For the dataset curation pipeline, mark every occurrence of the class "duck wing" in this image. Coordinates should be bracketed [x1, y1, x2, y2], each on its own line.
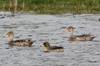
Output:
[74, 34, 94, 41]
[49, 46, 64, 52]
[9, 39, 34, 47]
[76, 34, 92, 37]
[50, 46, 63, 49]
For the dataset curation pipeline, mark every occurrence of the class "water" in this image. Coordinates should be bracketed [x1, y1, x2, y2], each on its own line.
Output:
[0, 12, 100, 66]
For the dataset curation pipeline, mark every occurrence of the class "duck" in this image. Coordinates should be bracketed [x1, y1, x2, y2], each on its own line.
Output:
[4, 31, 34, 47]
[41, 42, 64, 52]
[98, 19, 100, 21]
[64, 26, 95, 41]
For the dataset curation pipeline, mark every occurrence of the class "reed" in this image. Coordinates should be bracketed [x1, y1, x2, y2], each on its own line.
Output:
[0, 0, 100, 14]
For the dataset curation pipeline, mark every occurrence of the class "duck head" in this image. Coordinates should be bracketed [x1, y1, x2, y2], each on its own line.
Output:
[64, 26, 75, 32]
[5, 31, 14, 38]
[41, 42, 50, 48]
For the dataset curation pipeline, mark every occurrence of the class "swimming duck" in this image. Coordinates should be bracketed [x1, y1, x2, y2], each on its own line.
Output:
[41, 42, 64, 52]
[64, 26, 95, 41]
[98, 19, 100, 21]
[5, 31, 34, 47]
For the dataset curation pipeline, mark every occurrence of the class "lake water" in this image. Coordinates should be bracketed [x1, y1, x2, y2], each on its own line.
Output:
[0, 12, 100, 66]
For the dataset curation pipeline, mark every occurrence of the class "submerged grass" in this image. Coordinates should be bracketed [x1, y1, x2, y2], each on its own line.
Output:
[0, 0, 100, 14]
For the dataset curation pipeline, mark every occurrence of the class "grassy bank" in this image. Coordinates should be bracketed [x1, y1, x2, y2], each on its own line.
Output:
[0, 0, 100, 14]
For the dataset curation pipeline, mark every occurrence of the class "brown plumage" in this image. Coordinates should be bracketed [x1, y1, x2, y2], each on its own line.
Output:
[5, 31, 34, 47]
[41, 42, 64, 52]
[64, 26, 95, 41]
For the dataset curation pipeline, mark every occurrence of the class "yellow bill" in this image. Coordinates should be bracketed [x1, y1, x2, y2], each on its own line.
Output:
[40, 44, 44, 47]
[4, 35, 9, 37]
[64, 29, 69, 32]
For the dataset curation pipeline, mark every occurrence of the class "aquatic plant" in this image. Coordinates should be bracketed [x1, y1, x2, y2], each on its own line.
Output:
[0, 0, 100, 14]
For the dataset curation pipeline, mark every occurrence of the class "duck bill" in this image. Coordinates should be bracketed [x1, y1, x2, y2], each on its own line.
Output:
[4, 35, 9, 37]
[64, 29, 69, 32]
[40, 44, 44, 47]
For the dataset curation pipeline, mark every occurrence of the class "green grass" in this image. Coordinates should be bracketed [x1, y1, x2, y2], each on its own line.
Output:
[0, 0, 100, 14]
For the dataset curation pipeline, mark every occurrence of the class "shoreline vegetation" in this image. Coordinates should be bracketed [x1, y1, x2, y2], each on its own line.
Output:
[0, 0, 100, 14]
